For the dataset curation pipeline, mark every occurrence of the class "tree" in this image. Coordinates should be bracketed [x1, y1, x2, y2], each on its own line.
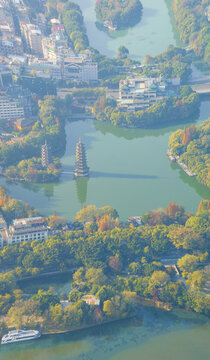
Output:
[73, 267, 85, 283]
[0, 321, 8, 337]
[69, 290, 82, 302]
[103, 300, 115, 317]
[96, 285, 115, 303]
[165, 202, 184, 218]
[118, 46, 129, 59]
[97, 214, 119, 232]
[149, 271, 170, 288]
[186, 271, 206, 290]
[129, 262, 142, 275]
[109, 256, 123, 272]
[177, 254, 200, 274]
[48, 304, 64, 327]
[168, 226, 203, 250]
[85, 268, 107, 286]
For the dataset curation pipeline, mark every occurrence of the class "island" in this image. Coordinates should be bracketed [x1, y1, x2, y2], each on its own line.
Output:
[92, 85, 200, 128]
[168, 120, 210, 188]
[95, 0, 143, 30]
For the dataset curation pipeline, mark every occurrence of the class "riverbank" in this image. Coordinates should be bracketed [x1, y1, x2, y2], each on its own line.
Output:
[43, 314, 136, 336]
[166, 149, 196, 177]
[168, 120, 210, 188]
[95, 0, 143, 31]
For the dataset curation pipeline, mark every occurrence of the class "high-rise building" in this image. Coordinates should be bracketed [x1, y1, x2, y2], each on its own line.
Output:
[74, 138, 89, 178]
[41, 142, 50, 167]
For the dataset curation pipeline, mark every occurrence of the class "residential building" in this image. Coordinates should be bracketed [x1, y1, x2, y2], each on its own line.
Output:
[42, 31, 71, 61]
[5, 217, 48, 246]
[78, 61, 98, 82]
[0, 65, 13, 87]
[0, 0, 23, 56]
[0, 95, 24, 121]
[21, 23, 43, 55]
[27, 58, 62, 79]
[0, 85, 32, 122]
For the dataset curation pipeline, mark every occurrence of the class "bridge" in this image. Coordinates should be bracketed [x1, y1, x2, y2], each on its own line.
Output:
[184, 76, 210, 94]
[190, 83, 210, 94]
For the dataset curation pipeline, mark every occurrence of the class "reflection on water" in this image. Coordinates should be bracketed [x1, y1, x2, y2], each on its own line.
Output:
[73, 0, 177, 58]
[75, 177, 89, 206]
[91, 171, 158, 180]
[0, 99, 209, 221]
[170, 162, 210, 200]
[18, 273, 73, 296]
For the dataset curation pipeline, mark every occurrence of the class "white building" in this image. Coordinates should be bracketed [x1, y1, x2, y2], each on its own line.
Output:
[64, 59, 98, 82]
[82, 295, 100, 306]
[5, 217, 48, 246]
[0, 95, 25, 121]
[78, 62, 98, 82]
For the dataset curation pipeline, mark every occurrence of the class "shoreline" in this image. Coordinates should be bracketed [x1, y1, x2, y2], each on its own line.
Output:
[42, 315, 135, 336]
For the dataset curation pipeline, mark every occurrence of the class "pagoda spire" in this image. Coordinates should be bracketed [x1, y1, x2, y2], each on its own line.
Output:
[74, 138, 89, 178]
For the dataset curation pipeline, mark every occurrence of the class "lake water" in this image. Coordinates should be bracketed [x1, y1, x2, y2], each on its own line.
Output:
[0, 1, 209, 221]
[18, 273, 73, 296]
[73, 0, 181, 59]
[0, 97, 209, 220]
[0, 307, 209, 360]
[0, 0, 209, 358]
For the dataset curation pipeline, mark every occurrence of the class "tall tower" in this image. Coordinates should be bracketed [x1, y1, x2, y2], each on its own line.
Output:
[41, 142, 50, 168]
[74, 138, 89, 178]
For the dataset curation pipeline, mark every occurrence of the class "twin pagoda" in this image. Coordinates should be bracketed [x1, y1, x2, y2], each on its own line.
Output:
[74, 138, 89, 178]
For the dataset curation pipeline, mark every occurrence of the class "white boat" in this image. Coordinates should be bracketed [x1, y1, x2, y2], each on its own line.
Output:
[1, 329, 41, 345]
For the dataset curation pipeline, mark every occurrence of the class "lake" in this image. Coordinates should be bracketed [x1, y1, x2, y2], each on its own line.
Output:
[0, 97, 209, 220]
[0, 307, 209, 360]
[0, 0, 209, 358]
[0, 1, 209, 221]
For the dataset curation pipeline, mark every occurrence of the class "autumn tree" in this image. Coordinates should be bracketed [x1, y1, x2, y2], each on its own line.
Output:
[165, 201, 184, 218]
[97, 214, 119, 232]
[109, 255, 123, 272]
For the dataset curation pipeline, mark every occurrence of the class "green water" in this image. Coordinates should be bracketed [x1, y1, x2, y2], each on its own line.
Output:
[0, 1, 210, 358]
[0, 308, 209, 360]
[73, 0, 179, 59]
[1, 98, 209, 220]
[18, 273, 73, 296]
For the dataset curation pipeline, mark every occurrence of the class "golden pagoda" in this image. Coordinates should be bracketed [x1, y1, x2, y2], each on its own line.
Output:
[74, 138, 89, 178]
